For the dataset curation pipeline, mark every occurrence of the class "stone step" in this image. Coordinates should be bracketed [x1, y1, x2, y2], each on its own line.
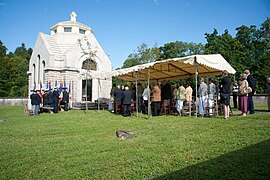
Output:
[72, 102, 108, 110]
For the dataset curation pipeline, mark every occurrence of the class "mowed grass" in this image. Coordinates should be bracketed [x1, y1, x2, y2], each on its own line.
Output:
[0, 106, 269, 179]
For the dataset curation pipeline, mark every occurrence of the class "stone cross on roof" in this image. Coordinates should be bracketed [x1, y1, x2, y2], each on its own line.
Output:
[70, 11, 77, 22]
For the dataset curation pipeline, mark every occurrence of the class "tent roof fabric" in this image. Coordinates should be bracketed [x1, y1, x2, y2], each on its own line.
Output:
[112, 54, 236, 81]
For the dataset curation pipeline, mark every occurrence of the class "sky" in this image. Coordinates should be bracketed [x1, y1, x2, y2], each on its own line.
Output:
[0, 0, 269, 69]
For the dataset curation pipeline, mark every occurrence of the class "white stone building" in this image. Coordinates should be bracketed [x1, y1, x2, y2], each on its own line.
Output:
[28, 12, 112, 109]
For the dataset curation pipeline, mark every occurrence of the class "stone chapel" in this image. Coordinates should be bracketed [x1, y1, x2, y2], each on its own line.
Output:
[28, 12, 112, 109]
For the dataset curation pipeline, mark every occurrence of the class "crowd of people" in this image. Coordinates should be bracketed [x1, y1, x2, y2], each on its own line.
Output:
[110, 80, 195, 117]
[30, 86, 70, 115]
[110, 69, 259, 119]
[30, 69, 265, 118]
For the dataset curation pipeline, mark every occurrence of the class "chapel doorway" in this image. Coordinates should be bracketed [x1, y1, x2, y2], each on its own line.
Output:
[82, 79, 92, 101]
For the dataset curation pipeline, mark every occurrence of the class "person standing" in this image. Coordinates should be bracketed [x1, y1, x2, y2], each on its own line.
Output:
[114, 85, 123, 114]
[137, 83, 144, 112]
[62, 87, 69, 111]
[237, 80, 242, 110]
[43, 89, 50, 107]
[244, 69, 256, 114]
[37, 90, 42, 109]
[239, 74, 249, 116]
[185, 82, 193, 102]
[122, 86, 132, 116]
[172, 84, 177, 101]
[142, 84, 150, 114]
[232, 80, 239, 109]
[30, 90, 35, 113]
[49, 89, 54, 108]
[220, 70, 232, 119]
[30, 90, 41, 115]
[198, 78, 208, 116]
[161, 81, 171, 101]
[268, 77, 270, 112]
[151, 82, 161, 116]
[52, 87, 60, 113]
[208, 78, 216, 116]
[185, 82, 193, 116]
[175, 82, 186, 116]
[109, 84, 116, 112]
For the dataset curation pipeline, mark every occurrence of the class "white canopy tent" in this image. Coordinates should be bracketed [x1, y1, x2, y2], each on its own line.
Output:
[112, 54, 236, 118]
[112, 54, 236, 81]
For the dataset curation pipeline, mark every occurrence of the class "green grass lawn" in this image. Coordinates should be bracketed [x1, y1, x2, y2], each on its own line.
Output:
[0, 106, 269, 179]
[254, 103, 268, 111]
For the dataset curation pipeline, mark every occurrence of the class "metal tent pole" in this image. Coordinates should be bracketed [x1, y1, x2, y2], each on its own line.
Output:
[147, 67, 151, 119]
[195, 56, 198, 118]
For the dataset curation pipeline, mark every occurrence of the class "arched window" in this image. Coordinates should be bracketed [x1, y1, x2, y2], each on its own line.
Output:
[33, 64, 36, 83]
[82, 59, 97, 70]
[42, 61, 45, 82]
[37, 55, 41, 84]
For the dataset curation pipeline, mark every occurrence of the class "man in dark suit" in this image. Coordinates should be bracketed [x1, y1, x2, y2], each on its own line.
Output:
[52, 87, 60, 113]
[30, 89, 41, 115]
[49, 89, 54, 108]
[62, 87, 69, 111]
[122, 86, 132, 116]
[113, 85, 123, 114]
[161, 80, 172, 101]
[244, 69, 256, 114]
[42, 89, 50, 107]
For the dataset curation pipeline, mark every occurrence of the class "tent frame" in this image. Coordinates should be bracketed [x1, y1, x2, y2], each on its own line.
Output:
[113, 54, 236, 118]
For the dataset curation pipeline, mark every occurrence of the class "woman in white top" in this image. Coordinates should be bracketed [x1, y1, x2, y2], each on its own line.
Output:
[208, 78, 216, 116]
[142, 85, 151, 114]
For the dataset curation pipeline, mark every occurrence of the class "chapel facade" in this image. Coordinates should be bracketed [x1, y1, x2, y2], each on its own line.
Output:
[28, 12, 112, 109]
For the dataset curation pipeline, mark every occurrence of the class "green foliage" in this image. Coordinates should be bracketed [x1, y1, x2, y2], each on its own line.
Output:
[122, 43, 160, 68]
[205, 29, 246, 78]
[159, 41, 204, 59]
[0, 42, 31, 97]
[122, 41, 204, 69]
[121, 18, 269, 94]
[112, 76, 126, 87]
[0, 106, 269, 179]
[204, 18, 270, 93]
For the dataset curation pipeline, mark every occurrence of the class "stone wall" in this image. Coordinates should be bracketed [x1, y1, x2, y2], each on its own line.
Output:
[3, 95, 268, 107]
[230, 94, 268, 105]
[45, 70, 79, 101]
[0, 98, 28, 106]
[44, 70, 111, 103]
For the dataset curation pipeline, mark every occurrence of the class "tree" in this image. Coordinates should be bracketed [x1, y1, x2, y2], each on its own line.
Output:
[122, 43, 160, 68]
[235, 20, 270, 93]
[14, 43, 33, 60]
[204, 18, 270, 93]
[78, 38, 98, 109]
[205, 29, 246, 78]
[0, 42, 9, 96]
[159, 41, 204, 59]
[0, 41, 31, 97]
[0, 41, 7, 57]
[159, 41, 188, 59]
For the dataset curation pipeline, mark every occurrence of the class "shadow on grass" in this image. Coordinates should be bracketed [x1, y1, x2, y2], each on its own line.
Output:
[154, 139, 270, 179]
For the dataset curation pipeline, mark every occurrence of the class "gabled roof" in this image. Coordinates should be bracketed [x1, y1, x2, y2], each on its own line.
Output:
[40, 33, 77, 60]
